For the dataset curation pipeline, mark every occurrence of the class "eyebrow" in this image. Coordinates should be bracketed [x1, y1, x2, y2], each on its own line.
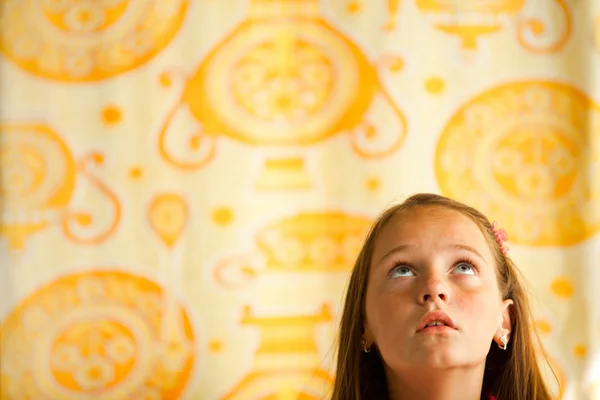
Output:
[448, 244, 487, 264]
[378, 243, 487, 265]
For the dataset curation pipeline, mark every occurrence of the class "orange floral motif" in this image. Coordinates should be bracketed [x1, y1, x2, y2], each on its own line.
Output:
[0, 123, 121, 249]
[435, 80, 600, 247]
[0, 270, 196, 399]
[158, 0, 407, 182]
[0, 0, 188, 82]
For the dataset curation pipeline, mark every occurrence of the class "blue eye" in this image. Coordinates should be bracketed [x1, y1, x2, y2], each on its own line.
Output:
[390, 266, 415, 278]
[454, 262, 475, 275]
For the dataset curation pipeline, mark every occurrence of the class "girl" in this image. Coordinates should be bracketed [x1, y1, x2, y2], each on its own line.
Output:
[332, 193, 556, 400]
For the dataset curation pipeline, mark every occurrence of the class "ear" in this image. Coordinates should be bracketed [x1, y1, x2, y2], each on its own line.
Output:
[362, 324, 374, 348]
[494, 298, 513, 349]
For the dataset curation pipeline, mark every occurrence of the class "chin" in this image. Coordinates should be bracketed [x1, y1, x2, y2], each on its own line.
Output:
[415, 348, 463, 368]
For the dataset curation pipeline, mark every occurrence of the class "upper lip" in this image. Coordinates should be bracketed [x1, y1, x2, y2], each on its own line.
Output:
[417, 310, 457, 332]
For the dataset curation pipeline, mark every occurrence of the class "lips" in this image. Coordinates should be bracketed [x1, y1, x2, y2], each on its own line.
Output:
[417, 310, 457, 332]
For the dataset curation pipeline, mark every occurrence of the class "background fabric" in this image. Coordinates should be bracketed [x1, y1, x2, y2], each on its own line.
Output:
[0, 0, 599, 399]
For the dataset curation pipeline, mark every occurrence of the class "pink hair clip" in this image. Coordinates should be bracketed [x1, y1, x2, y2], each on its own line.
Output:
[492, 221, 509, 255]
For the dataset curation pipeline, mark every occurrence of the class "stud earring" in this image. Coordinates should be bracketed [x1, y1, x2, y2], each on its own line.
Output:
[500, 334, 509, 350]
[361, 339, 371, 353]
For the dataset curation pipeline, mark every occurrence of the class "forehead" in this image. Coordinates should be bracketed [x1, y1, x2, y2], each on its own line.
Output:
[372, 206, 492, 259]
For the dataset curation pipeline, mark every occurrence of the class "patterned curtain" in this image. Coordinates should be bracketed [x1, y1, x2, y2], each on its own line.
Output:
[0, 0, 599, 399]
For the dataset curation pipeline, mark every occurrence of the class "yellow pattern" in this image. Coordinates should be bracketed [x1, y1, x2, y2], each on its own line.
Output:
[345, 0, 400, 31]
[256, 212, 372, 271]
[148, 193, 188, 248]
[213, 211, 372, 289]
[0, 0, 188, 82]
[550, 277, 574, 299]
[415, 0, 571, 53]
[0, 123, 121, 250]
[574, 344, 587, 359]
[158, 0, 407, 189]
[535, 320, 553, 335]
[255, 157, 313, 190]
[416, 0, 525, 49]
[435, 81, 600, 247]
[425, 76, 446, 94]
[1, 1, 598, 399]
[516, 0, 572, 53]
[365, 176, 382, 192]
[221, 305, 333, 399]
[129, 166, 143, 180]
[0, 270, 196, 399]
[208, 339, 223, 354]
[211, 207, 235, 227]
[101, 105, 123, 126]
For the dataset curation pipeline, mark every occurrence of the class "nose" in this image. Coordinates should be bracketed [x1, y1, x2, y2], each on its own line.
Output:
[418, 274, 449, 304]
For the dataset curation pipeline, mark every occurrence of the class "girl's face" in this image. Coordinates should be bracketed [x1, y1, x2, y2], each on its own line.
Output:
[364, 206, 512, 372]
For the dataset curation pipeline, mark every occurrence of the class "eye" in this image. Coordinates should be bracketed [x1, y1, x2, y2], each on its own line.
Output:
[453, 262, 476, 276]
[390, 265, 415, 278]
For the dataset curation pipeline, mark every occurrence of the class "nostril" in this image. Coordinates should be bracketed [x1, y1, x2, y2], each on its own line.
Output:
[422, 293, 446, 302]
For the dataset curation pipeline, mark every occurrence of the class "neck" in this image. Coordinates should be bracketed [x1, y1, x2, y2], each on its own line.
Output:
[387, 365, 486, 400]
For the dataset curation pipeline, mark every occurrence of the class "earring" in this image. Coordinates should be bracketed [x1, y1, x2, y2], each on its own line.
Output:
[500, 334, 509, 350]
[361, 340, 371, 353]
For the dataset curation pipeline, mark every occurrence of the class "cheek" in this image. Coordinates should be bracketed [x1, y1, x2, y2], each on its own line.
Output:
[455, 290, 483, 310]
[366, 291, 413, 339]
[454, 277, 497, 310]
[455, 290, 500, 333]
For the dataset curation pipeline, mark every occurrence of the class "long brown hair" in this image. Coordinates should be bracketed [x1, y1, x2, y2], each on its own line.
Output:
[331, 193, 556, 400]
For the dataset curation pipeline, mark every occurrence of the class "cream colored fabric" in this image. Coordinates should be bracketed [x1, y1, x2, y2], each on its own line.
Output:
[0, 1, 599, 399]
